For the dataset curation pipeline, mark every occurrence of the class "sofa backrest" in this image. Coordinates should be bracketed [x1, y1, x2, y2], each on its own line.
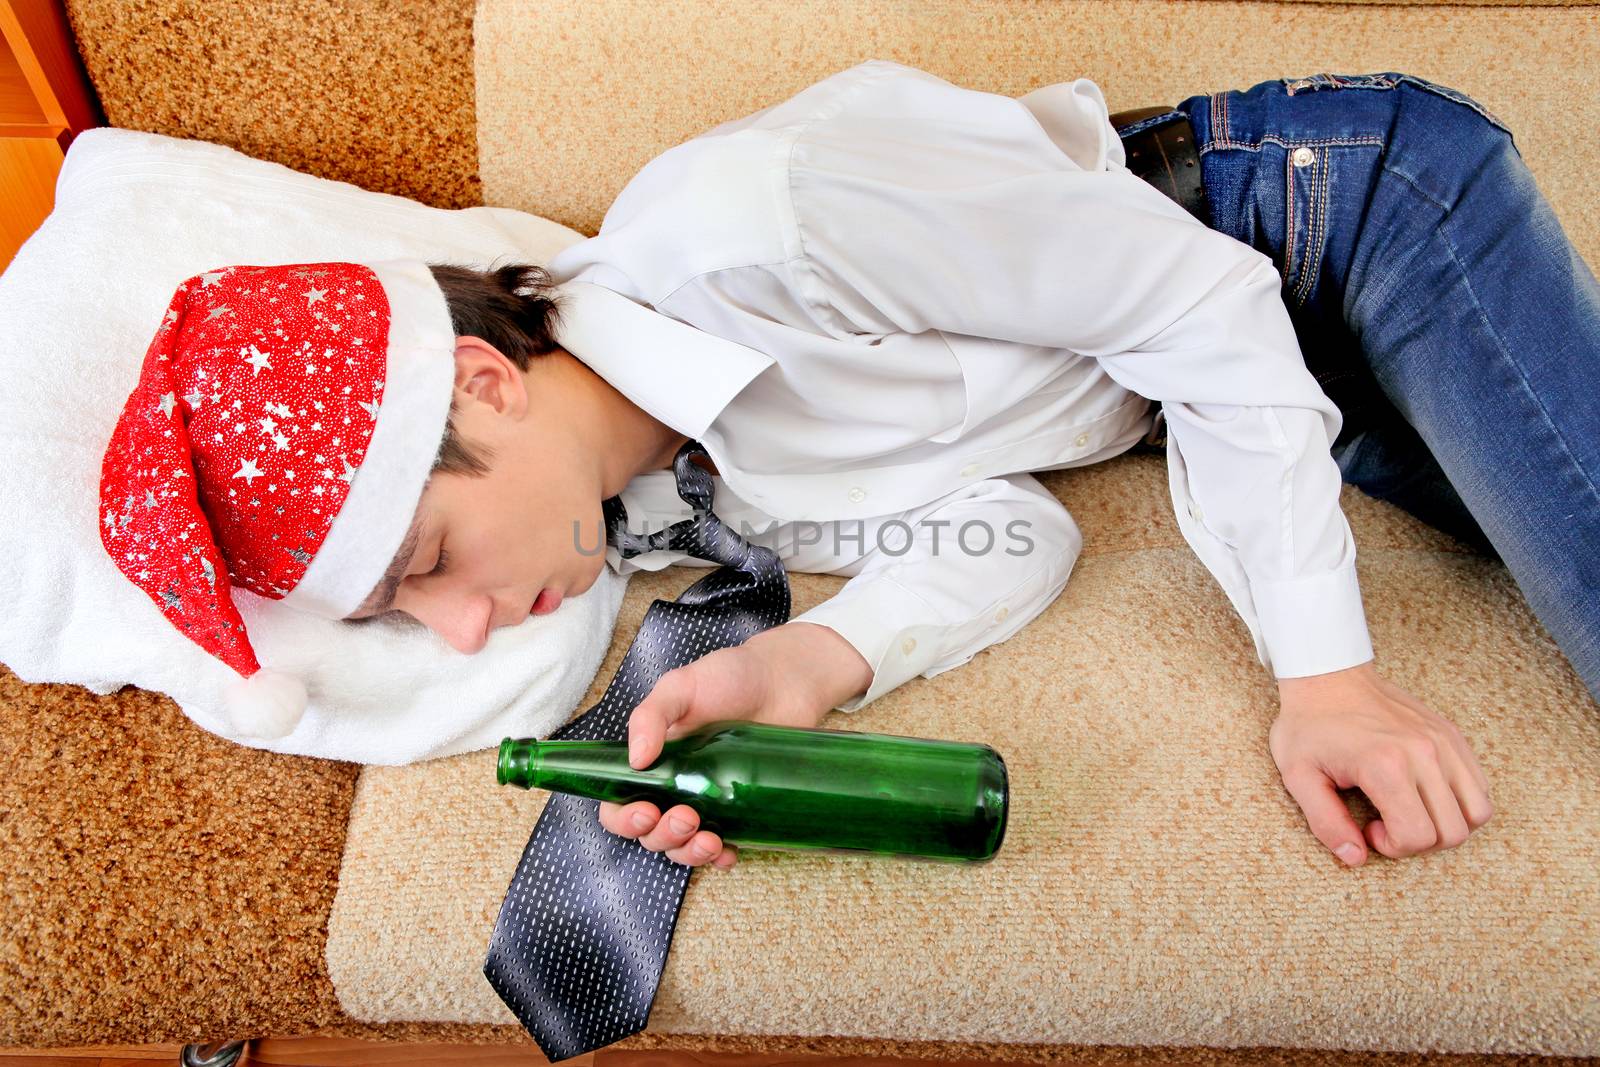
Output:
[62, 0, 1598, 269]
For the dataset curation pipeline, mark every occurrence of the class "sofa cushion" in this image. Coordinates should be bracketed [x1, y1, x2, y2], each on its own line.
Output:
[326, 456, 1600, 1056]
[18, 0, 1598, 1057]
[471, 0, 1598, 268]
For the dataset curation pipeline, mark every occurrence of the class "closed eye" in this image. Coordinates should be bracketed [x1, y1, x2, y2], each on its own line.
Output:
[344, 544, 448, 627]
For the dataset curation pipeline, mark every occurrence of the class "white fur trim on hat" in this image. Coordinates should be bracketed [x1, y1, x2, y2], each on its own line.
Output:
[280, 259, 456, 620]
[223, 667, 309, 740]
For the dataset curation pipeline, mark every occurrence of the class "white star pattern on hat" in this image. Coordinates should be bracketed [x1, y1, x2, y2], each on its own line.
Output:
[101, 261, 392, 650]
[99, 259, 456, 743]
[234, 458, 265, 485]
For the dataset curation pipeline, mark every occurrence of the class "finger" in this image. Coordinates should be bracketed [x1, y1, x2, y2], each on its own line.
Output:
[640, 803, 702, 853]
[667, 828, 726, 868]
[1439, 729, 1495, 828]
[1414, 752, 1473, 854]
[1420, 735, 1478, 851]
[712, 845, 738, 869]
[1355, 753, 1437, 859]
[599, 800, 660, 839]
[628, 668, 698, 769]
[1384, 685, 1494, 804]
[1280, 763, 1368, 867]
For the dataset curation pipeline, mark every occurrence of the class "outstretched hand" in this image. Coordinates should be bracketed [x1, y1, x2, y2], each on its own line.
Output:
[1270, 660, 1494, 866]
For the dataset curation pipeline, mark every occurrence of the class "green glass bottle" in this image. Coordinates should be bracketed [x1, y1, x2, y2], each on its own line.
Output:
[497, 720, 1008, 863]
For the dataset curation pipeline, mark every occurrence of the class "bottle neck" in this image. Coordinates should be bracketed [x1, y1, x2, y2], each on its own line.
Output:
[498, 738, 675, 803]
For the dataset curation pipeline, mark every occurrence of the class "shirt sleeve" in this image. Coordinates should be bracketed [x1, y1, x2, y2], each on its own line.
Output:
[788, 63, 1375, 678]
[791, 472, 1082, 712]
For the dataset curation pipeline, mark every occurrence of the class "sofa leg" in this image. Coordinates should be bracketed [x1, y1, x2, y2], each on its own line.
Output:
[179, 1040, 248, 1066]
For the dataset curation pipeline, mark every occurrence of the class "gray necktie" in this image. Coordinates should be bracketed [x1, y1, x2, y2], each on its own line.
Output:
[483, 439, 790, 1061]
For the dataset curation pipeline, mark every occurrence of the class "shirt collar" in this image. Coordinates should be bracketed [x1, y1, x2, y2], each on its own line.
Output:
[548, 281, 775, 439]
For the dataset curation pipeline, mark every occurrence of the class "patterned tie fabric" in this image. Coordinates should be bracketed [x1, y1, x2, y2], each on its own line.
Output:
[483, 439, 791, 1061]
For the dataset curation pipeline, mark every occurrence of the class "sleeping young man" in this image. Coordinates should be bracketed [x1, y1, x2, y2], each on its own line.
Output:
[107, 60, 1599, 879]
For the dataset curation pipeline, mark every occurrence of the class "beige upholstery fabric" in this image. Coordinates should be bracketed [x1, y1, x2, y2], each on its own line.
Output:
[327, 458, 1600, 1055]
[475, 0, 1600, 271]
[322, 0, 1600, 1056]
[43, 0, 1598, 1056]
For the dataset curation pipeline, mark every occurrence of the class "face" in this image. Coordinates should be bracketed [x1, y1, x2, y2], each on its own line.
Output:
[343, 337, 611, 653]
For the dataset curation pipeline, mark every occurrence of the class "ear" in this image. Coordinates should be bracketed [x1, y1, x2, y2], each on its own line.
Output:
[452, 336, 529, 418]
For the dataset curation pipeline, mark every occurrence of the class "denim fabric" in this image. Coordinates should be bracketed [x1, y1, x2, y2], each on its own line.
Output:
[1127, 72, 1600, 702]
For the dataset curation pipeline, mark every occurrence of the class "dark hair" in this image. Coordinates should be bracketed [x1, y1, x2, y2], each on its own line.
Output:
[424, 259, 568, 478]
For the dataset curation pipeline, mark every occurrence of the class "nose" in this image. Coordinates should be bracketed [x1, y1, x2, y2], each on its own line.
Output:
[401, 588, 496, 655]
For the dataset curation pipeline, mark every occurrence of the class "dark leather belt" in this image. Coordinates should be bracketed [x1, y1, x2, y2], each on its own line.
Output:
[1109, 105, 1210, 227]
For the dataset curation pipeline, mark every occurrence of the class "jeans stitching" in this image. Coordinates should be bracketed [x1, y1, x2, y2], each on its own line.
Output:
[1291, 148, 1314, 305]
[1116, 110, 1185, 138]
[1310, 145, 1331, 303]
[1294, 146, 1331, 308]
[1199, 134, 1386, 154]
[1428, 189, 1600, 515]
[1392, 74, 1515, 138]
[1283, 150, 1295, 289]
[1284, 70, 1515, 144]
[1371, 167, 1600, 520]
[1285, 73, 1399, 95]
[1296, 150, 1315, 306]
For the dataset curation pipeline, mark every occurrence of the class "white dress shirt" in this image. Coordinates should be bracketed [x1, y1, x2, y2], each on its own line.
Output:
[546, 58, 1376, 711]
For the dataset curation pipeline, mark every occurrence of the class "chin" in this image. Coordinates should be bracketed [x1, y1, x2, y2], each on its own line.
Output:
[574, 555, 607, 595]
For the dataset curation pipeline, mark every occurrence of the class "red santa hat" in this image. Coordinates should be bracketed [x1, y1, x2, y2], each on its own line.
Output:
[98, 261, 456, 741]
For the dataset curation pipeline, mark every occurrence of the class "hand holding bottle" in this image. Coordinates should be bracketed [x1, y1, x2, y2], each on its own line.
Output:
[596, 621, 874, 869]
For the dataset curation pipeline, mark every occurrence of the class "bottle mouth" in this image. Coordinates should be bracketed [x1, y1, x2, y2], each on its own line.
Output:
[993, 750, 1010, 854]
[497, 737, 513, 786]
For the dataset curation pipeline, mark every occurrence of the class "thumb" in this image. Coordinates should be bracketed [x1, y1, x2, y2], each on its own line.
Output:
[1280, 764, 1367, 867]
[628, 668, 696, 769]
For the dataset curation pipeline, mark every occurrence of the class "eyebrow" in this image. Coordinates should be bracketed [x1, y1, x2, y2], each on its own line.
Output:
[347, 506, 427, 622]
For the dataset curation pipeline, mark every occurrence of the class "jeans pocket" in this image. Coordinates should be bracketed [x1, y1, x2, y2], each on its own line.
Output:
[1389, 73, 1518, 150]
[1285, 70, 1516, 143]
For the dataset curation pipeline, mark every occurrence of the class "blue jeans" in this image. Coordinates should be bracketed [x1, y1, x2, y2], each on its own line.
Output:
[1126, 72, 1600, 704]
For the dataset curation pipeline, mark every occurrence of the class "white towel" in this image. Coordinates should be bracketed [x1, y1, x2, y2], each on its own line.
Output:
[0, 127, 629, 765]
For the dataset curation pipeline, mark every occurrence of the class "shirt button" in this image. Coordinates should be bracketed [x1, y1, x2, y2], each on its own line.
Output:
[847, 486, 866, 503]
[994, 605, 1010, 622]
[1073, 432, 1089, 447]
[900, 637, 917, 655]
[959, 462, 979, 478]
[1292, 146, 1315, 167]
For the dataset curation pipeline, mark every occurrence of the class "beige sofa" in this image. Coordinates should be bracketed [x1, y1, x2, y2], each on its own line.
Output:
[3, 0, 1597, 1063]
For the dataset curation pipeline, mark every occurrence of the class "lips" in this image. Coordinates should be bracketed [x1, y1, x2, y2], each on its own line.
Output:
[529, 587, 563, 616]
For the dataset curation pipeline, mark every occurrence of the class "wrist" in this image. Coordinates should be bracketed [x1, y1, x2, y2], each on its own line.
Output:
[1276, 658, 1377, 700]
[745, 621, 873, 721]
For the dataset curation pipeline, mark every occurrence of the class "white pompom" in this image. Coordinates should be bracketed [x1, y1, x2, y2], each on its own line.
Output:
[222, 667, 308, 740]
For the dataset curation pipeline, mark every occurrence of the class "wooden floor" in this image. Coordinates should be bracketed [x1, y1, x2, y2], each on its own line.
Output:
[0, 1039, 1029, 1067]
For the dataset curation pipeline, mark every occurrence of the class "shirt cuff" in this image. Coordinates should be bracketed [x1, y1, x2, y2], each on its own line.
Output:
[1250, 561, 1376, 678]
[790, 575, 943, 712]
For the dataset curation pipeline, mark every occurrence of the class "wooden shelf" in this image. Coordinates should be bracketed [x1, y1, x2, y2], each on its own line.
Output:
[0, 25, 54, 131]
[0, 0, 103, 269]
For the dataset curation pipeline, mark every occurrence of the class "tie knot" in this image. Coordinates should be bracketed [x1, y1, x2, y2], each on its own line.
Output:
[604, 440, 751, 569]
